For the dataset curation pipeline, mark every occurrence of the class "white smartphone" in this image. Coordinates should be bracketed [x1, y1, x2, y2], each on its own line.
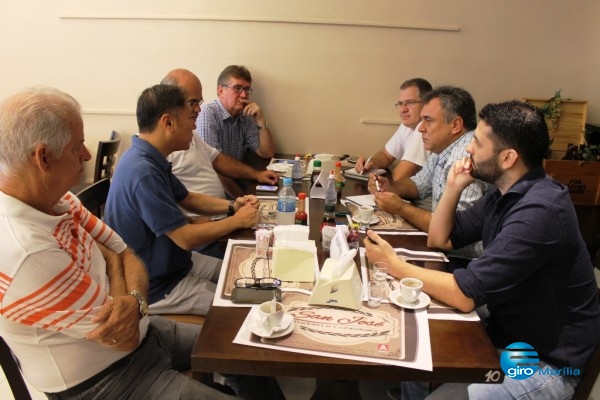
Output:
[256, 185, 279, 192]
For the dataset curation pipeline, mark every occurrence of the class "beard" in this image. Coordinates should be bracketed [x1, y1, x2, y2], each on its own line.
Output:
[470, 155, 503, 184]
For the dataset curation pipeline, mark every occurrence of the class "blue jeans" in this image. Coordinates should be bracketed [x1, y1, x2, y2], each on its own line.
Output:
[399, 359, 579, 400]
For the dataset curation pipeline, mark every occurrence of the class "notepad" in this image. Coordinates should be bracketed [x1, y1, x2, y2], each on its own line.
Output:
[344, 167, 386, 182]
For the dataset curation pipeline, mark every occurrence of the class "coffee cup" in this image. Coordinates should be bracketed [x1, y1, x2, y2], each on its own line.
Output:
[400, 278, 423, 304]
[357, 206, 375, 230]
[258, 301, 285, 330]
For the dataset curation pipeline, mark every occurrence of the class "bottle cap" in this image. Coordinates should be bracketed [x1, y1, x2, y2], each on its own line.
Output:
[329, 171, 335, 179]
[313, 160, 321, 167]
[283, 177, 293, 185]
[298, 192, 306, 200]
[295, 154, 300, 160]
[335, 161, 342, 167]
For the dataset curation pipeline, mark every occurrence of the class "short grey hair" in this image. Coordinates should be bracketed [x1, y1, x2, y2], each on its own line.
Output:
[0, 87, 81, 175]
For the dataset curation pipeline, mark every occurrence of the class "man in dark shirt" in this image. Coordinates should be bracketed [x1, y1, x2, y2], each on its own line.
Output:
[366, 100, 600, 399]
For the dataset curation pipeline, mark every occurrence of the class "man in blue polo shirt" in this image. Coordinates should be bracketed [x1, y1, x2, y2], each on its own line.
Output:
[366, 100, 600, 399]
[106, 84, 260, 316]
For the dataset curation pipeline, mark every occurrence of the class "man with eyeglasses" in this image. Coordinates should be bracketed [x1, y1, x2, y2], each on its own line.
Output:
[163, 69, 279, 203]
[106, 84, 261, 317]
[368, 86, 489, 269]
[197, 65, 275, 163]
[356, 78, 432, 181]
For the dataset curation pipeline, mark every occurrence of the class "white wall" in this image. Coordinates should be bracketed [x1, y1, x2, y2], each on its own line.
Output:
[1, 0, 599, 183]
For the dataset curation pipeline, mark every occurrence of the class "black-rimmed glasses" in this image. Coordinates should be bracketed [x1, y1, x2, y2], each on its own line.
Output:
[222, 84, 253, 95]
[395, 100, 422, 108]
[235, 277, 281, 289]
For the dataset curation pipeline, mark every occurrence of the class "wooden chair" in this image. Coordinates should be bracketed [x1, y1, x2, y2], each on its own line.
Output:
[0, 337, 32, 400]
[572, 241, 600, 400]
[93, 131, 121, 183]
[76, 178, 110, 219]
[572, 344, 600, 400]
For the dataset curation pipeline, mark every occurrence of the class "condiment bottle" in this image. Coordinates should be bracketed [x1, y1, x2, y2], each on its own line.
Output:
[294, 192, 308, 225]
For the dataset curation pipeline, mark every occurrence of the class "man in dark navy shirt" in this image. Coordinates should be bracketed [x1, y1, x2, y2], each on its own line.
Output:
[366, 100, 600, 399]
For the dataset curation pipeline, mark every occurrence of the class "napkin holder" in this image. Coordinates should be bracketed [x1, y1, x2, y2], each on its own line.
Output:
[308, 249, 362, 310]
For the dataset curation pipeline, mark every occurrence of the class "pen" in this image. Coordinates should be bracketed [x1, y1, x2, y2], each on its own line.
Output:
[375, 175, 381, 192]
[361, 156, 372, 175]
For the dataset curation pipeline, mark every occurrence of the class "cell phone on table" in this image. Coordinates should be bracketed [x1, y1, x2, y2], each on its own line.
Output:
[256, 185, 279, 192]
[231, 287, 282, 304]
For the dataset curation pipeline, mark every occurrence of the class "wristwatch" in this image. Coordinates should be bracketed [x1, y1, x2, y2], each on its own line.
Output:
[128, 290, 148, 318]
[227, 200, 236, 216]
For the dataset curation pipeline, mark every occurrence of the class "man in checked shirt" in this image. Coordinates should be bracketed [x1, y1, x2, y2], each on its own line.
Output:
[368, 86, 490, 269]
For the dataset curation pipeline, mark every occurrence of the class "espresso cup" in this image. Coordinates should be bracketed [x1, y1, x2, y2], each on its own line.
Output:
[258, 301, 285, 330]
[357, 206, 375, 230]
[400, 278, 423, 304]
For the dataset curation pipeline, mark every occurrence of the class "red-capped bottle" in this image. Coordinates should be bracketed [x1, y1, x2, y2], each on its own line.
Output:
[294, 192, 308, 225]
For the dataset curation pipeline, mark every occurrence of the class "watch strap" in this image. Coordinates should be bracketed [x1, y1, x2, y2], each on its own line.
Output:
[128, 290, 148, 318]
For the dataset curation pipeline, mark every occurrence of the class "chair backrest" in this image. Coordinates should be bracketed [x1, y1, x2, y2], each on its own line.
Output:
[76, 178, 111, 219]
[93, 131, 121, 182]
[572, 344, 600, 400]
[0, 337, 32, 400]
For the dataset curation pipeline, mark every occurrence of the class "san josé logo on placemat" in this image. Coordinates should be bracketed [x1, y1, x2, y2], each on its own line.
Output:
[287, 304, 398, 345]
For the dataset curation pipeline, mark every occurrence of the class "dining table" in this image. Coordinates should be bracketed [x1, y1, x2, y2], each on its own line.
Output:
[190, 155, 509, 399]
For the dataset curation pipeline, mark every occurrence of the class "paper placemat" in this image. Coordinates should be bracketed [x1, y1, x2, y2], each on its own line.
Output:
[213, 240, 319, 307]
[234, 291, 432, 370]
[359, 249, 478, 321]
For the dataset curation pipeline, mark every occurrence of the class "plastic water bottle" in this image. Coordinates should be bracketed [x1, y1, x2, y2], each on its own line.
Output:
[291, 154, 304, 183]
[276, 177, 296, 225]
[321, 171, 337, 249]
[324, 170, 337, 217]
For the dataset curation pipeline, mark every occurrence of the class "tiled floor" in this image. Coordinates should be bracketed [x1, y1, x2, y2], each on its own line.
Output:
[0, 370, 396, 400]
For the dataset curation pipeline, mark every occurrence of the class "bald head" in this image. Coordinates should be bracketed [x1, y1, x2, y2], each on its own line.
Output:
[161, 69, 203, 116]
[162, 69, 202, 94]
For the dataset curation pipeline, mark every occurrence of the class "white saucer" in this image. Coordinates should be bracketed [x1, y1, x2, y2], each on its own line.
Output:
[248, 312, 295, 339]
[352, 215, 379, 225]
[389, 290, 431, 309]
